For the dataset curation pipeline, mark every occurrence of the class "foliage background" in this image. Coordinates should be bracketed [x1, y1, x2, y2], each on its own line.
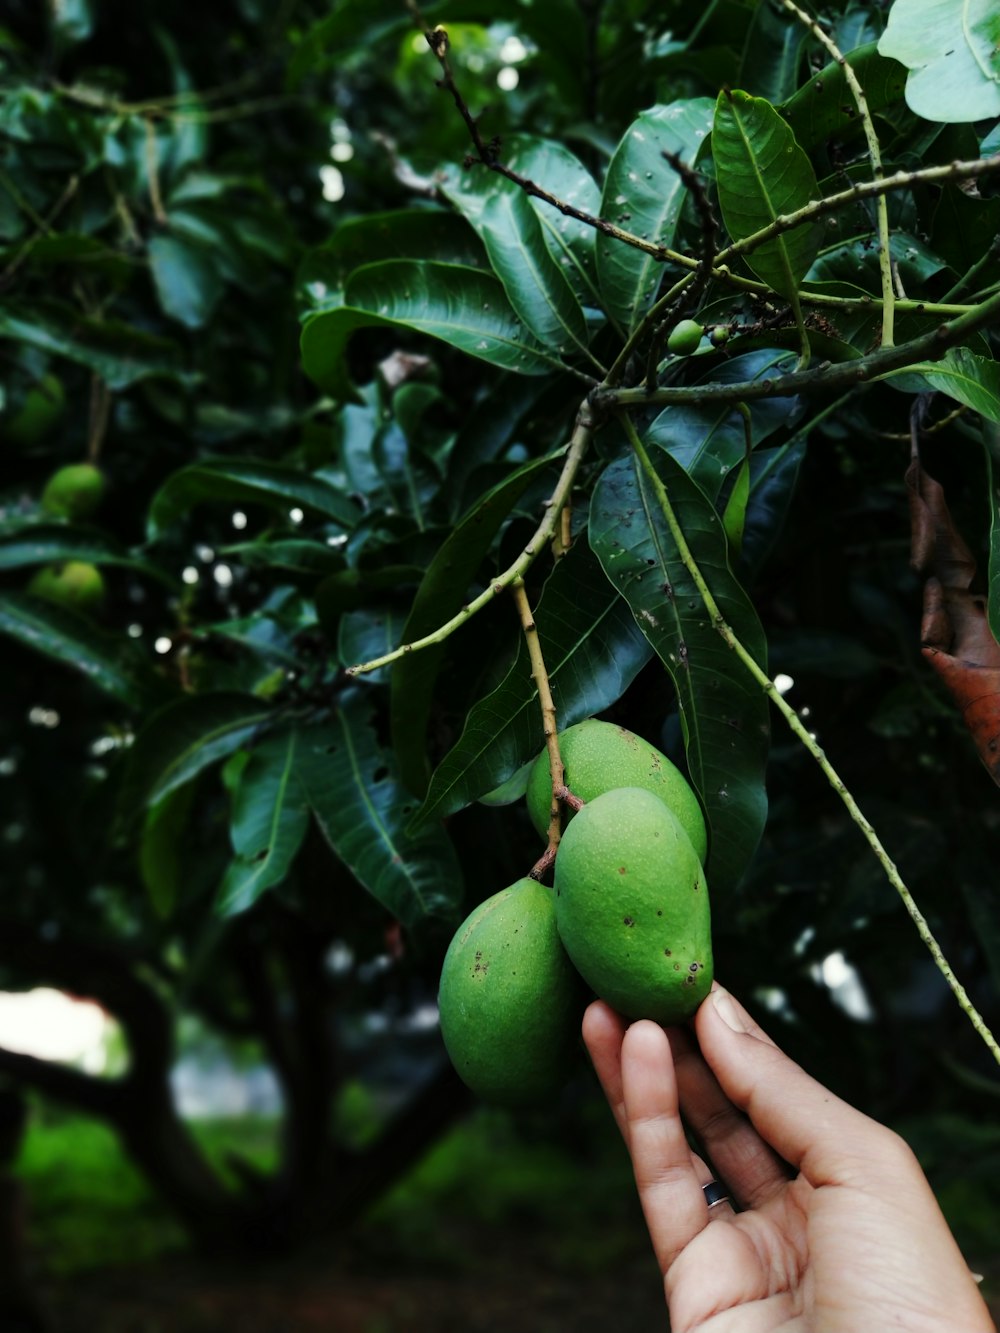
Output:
[1, 0, 1000, 1326]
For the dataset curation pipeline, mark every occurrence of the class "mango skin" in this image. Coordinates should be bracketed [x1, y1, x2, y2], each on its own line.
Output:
[438, 877, 583, 1107]
[41, 463, 105, 521]
[554, 787, 712, 1024]
[28, 561, 105, 614]
[527, 719, 707, 864]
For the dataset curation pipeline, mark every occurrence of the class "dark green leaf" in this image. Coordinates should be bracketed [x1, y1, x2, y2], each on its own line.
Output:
[713, 90, 821, 299]
[595, 99, 715, 332]
[148, 232, 225, 329]
[502, 137, 603, 310]
[782, 44, 907, 149]
[739, 0, 807, 105]
[413, 539, 654, 829]
[884, 348, 1000, 423]
[217, 726, 311, 915]
[147, 458, 360, 539]
[121, 692, 273, 816]
[299, 209, 487, 312]
[0, 299, 190, 390]
[300, 261, 563, 398]
[299, 694, 462, 927]
[589, 451, 769, 894]
[390, 451, 561, 795]
[646, 349, 802, 500]
[139, 783, 196, 919]
[221, 538, 346, 578]
[0, 592, 166, 708]
[0, 524, 177, 586]
[438, 167, 590, 355]
[339, 606, 408, 686]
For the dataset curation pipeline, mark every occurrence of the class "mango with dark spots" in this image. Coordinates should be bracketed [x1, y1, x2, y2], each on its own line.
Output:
[553, 787, 712, 1023]
[526, 719, 707, 863]
[437, 877, 584, 1106]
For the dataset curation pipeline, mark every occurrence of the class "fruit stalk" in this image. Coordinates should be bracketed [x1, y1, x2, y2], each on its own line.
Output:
[510, 578, 582, 879]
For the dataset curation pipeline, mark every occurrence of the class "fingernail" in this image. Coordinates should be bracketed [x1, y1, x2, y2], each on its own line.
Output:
[712, 987, 749, 1033]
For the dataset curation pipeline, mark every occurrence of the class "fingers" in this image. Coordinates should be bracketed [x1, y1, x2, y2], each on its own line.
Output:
[695, 986, 915, 1188]
[619, 1019, 721, 1273]
[581, 1000, 629, 1141]
[666, 1025, 791, 1209]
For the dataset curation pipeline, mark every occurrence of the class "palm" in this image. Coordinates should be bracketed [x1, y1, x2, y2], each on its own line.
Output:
[582, 995, 995, 1333]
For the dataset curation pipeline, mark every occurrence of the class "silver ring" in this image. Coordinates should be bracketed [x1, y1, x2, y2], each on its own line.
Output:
[702, 1179, 731, 1209]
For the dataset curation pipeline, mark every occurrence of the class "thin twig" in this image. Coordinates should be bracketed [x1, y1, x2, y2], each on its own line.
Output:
[511, 579, 571, 878]
[623, 417, 1000, 1066]
[347, 404, 596, 675]
[609, 286, 1000, 407]
[776, 0, 895, 345]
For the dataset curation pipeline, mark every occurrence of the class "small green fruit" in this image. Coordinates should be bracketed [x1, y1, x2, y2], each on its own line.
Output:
[667, 319, 704, 356]
[554, 787, 712, 1023]
[28, 561, 105, 614]
[4, 374, 65, 445]
[526, 719, 707, 863]
[40, 463, 106, 521]
[438, 877, 583, 1106]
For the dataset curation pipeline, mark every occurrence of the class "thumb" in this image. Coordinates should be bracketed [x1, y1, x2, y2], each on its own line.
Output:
[695, 985, 912, 1190]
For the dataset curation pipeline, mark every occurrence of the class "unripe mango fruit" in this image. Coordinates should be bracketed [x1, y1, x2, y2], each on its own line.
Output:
[554, 787, 712, 1024]
[41, 463, 106, 521]
[526, 719, 707, 864]
[28, 561, 105, 614]
[667, 319, 704, 356]
[438, 877, 583, 1106]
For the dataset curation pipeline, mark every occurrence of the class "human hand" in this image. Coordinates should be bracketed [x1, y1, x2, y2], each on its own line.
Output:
[583, 986, 995, 1332]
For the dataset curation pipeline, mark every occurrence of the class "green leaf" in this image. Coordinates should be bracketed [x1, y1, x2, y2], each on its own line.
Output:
[217, 726, 310, 915]
[589, 450, 769, 894]
[339, 606, 408, 686]
[878, 0, 1000, 122]
[148, 232, 225, 329]
[722, 457, 751, 556]
[298, 695, 462, 927]
[443, 376, 550, 517]
[595, 99, 715, 332]
[0, 592, 166, 708]
[147, 458, 359, 539]
[447, 174, 590, 355]
[501, 137, 603, 310]
[299, 209, 487, 312]
[782, 44, 907, 149]
[139, 783, 196, 918]
[884, 348, 1000, 422]
[121, 692, 273, 816]
[413, 539, 654, 829]
[713, 90, 821, 300]
[222, 538, 346, 579]
[0, 524, 176, 586]
[0, 299, 190, 390]
[739, 0, 807, 105]
[300, 261, 563, 398]
[646, 349, 803, 500]
[390, 451, 561, 795]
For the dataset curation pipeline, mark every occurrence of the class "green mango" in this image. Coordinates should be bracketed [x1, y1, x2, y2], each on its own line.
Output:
[40, 463, 105, 521]
[667, 318, 704, 356]
[554, 787, 712, 1024]
[526, 719, 707, 863]
[28, 561, 105, 614]
[438, 877, 583, 1107]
